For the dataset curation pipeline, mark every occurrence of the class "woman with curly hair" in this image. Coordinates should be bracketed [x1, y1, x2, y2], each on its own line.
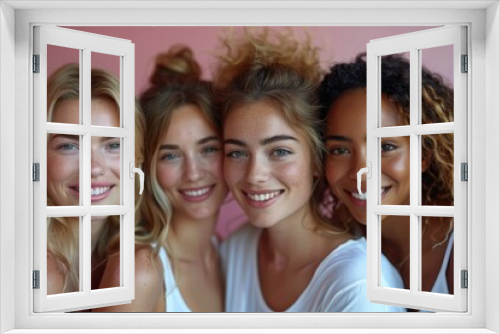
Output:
[99, 45, 227, 312]
[46, 64, 145, 295]
[318, 53, 455, 296]
[215, 29, 405, 312]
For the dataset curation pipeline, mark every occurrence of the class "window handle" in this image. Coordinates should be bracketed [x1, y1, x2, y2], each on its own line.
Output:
[357, 162, 371, 195]
[129, 161, 144, 195]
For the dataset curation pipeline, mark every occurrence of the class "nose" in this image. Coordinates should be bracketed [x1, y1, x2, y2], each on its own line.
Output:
[245, 155, 268, 185]
[184, 156, 204, 182]
[349, 147, 367, 182]
[91, 149, 108, 177]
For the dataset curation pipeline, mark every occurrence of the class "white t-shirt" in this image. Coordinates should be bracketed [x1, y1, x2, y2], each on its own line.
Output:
[220, 224, 406, 312]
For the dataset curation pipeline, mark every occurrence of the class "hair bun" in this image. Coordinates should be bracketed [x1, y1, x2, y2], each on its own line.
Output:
[150, 44, 201, 87]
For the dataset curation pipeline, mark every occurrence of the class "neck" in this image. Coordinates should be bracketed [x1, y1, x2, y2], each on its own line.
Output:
[380, 216, 412, 270]
[90, 217, 107, 254]
[166, 212, 218, 261]
[260, 204, 328, 266]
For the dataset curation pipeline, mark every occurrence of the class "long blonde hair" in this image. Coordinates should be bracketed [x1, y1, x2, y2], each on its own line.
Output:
[137, 45, 220, 256]
[46, 64, 144, 292]
[213, 28, 349, 237]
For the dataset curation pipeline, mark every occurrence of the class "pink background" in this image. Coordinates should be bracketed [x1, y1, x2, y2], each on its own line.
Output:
[48, 26, 453, 238]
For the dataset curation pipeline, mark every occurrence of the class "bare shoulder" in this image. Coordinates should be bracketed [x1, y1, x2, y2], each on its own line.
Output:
[134, 245, 164, 288]
[93, 245, 164, 312]
[47, 250, 65, 295]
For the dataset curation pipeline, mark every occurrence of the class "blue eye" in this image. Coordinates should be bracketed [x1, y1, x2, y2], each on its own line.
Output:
[272, 149, 292, 158]
[161, 153, 180, 161]
[108, 142, 120, 150]
[226, 150, 247, 159]
[58, 143, 79, 151]
[203, 147, 219, 155]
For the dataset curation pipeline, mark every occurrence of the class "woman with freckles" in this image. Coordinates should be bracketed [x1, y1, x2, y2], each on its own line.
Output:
[46, 64, 145, 295]
[214, 30, 405, 312]
[318, 53, 455, 298]
[99, 45, 226, 312]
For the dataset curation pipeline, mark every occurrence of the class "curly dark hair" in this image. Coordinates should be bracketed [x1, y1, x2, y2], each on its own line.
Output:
[319, 53, 455, 246]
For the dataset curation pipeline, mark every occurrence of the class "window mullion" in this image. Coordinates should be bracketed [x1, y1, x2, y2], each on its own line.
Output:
[409, 47, 420, 295]
[81, 48, 92, 294]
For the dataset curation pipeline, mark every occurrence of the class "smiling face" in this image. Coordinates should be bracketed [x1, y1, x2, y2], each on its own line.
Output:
[155, 104, 227, 222]
[324, 88, 410, 224]
[223, 100, 315, 229]
[47, 98, 121, 208]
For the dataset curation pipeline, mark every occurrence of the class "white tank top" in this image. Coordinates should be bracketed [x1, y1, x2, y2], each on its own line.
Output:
[159, 247, 191, 312]
[158, 236, 220, 312]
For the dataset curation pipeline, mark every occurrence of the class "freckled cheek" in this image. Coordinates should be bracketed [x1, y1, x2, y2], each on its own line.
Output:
[205, 156, 224, 180]
[278, 161, 313, 190]
[223, 160, 243, 191]
[107, 156, 121, 179]
[156, 164, 180, 192]
[47, 154, 79, 186]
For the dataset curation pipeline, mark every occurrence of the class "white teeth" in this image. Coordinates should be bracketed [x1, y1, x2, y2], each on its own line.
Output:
[247, 191, 281, 202]
[352, 192, 367, 200]
[183, 187, 210, 197]
[351, 188, 387, 200]
[91, 187, 110, 196]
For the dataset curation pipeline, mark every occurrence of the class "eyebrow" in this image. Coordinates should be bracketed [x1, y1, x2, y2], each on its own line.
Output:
[325, 135, 353, 143]
[224, 135, 298, 147]
[50, 134, 79, 141]
[159, 136, 220, 150]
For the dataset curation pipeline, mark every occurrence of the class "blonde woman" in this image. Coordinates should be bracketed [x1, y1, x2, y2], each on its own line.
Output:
[46, 64, 144, 294]
[99, 45, 226, 312]
[214, 29, 405, 312]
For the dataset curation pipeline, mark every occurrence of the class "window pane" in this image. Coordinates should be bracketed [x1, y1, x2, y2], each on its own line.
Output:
[380, 215, 410, 291]
[47, 134, 81, 207]
[421, 134, 454, 206]
[92, 215, 121, 290]
[421, 45, 454, 124]
[421, 216, 454, 294]
[90, 136, 121, 206]
[47, 45, 81, 125]
[380, 136, 410, 206]
[47, 216, 81, 294]
[91, 52, 121, 127]
[380, 52, 410, 128]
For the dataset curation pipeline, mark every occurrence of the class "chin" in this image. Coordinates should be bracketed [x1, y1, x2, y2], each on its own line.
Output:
[245, 214, 279, 229]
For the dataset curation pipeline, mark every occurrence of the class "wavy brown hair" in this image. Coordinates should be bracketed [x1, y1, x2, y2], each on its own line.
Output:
[213, 28, 349, 237]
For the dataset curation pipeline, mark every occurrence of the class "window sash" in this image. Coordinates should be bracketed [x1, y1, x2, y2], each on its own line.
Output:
[366, 25, 468, 312]
[32, 25, 136, 313]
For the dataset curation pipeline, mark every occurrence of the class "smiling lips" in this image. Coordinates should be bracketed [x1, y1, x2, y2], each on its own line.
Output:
[69, 183, 116, 202]
[179, 185, 215, 202]
[347, 187, 391, 206]
[242, 189, 284, 208]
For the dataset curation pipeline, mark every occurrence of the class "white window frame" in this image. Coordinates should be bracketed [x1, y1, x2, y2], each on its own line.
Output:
[33, 25, 136, 312]
[1, 1, 499, 333]
[365, 26, 467, 312]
